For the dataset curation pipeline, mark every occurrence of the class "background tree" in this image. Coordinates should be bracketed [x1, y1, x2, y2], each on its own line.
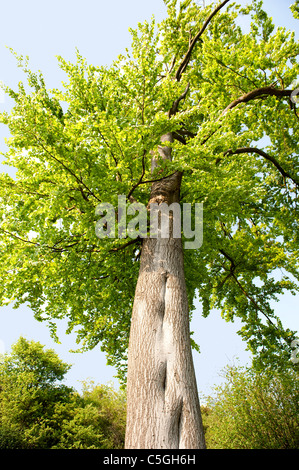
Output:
[81, 381, 126, 449]
[0, 337, 126, 449]
[50, 385, 126, 449]
[0, 337, 73, 448]
[0, 0, 299, 448]
[204, 364, 299, 449]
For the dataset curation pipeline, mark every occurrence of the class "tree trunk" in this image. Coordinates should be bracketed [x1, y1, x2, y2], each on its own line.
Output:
[125, 134, 206, 449]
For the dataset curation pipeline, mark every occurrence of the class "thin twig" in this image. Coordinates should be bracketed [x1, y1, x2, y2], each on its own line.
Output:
[219, 248, 276, 326]
[109, 238, 140, 252]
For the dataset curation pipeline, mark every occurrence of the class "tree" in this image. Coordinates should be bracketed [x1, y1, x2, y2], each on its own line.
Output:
[0, 337, 126, 449]
[81, 381, 126, 449]
[204, 364, 299, 449]
[0, 337, 73, 448]
[0, 0, 298, 448]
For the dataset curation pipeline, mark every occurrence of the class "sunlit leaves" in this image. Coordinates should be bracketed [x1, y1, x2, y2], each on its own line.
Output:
[0, 0, 298, 376]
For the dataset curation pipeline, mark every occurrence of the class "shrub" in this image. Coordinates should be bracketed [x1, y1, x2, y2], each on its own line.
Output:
[204, 365, 299, 449]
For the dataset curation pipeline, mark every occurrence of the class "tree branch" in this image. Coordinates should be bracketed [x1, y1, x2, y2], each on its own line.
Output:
[0, 228, 81, 252]
[219, 248, 276, 326]
[223, 147, 299, 185]
[221, 85, 293, 115]
[32, 135, 101, 202]
[175, 0, 231, 82]
[168, 82, 190, 118]
[127, 151, 146, 201]
[172, 125, 197, 145]
[137, 171, 178, 186]
[213, 57, 259, 89]
[201, 86, 294, 146]
[109, 238, 140, 252]
[1, 228, 41, 247]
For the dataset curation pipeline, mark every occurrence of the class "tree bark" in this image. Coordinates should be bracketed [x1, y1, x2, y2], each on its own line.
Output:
[125, 134, 206, 449]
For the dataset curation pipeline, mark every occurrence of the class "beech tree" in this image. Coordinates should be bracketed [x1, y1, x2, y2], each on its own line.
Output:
[0, 0, 299, 449]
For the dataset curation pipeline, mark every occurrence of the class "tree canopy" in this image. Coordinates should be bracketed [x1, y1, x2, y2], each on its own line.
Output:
[0, 0, 299, 380]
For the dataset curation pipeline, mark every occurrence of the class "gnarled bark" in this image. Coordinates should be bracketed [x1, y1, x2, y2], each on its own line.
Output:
[125, 135, 205, 449]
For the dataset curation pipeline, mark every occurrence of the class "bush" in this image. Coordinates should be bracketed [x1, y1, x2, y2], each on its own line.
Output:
[81, 381, 126, 449]
[204, 365, 299, 449]
[0, 426, 25, 449]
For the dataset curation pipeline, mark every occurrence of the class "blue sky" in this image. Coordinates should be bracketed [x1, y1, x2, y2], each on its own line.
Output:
[0, 0, 298, 397]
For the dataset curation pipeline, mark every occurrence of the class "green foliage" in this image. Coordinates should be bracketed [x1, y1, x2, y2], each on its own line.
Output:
[0, 337, 73, 448]
[81, 381, 126, 449]
[0, 426, 26, 449]
[49, 397, 106, 449]
[0, 1, 298, 379]
[291, 1, 299, 20]
[1, 335, 71, 384]
[204, 364, 299, 449]
[0, 338, 126, 448]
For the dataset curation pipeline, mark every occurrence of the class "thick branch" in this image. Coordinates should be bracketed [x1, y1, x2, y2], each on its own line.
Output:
[168, 83, 190, 118]
[175, 0, 231, 82]
[201, 86, 294, 146]
[221, 85, 293, 115]
[173, 126, 197, 145]
[223, 147, 299, 185]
